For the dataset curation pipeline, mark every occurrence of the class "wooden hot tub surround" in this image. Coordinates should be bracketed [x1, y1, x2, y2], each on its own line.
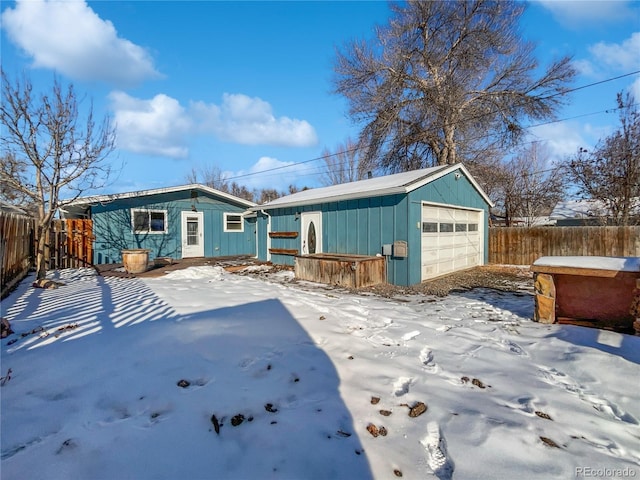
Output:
[531, 256, 640, 333]
[294, 253, 386, 288]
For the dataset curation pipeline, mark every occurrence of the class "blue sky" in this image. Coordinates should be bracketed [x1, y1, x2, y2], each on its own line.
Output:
[1, 0, 639, 196]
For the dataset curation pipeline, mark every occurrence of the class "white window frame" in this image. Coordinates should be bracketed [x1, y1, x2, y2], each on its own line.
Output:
[223, 212, 244, 233]
[131, 209, 168, 234]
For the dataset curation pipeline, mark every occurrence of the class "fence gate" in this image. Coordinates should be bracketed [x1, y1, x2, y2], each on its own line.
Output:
[47, 219, 94, 269]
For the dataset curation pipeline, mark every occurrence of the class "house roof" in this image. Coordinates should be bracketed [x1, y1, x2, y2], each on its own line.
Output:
[0, 201, 29, 216]
[550, 198, 640, 219]
[255, 163, 493, 210]
[60, 184, 256, 217]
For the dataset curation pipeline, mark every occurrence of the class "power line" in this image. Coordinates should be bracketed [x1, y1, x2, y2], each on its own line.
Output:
[222, 71, 640, 182]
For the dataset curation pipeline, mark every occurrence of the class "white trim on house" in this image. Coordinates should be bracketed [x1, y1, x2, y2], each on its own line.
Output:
[61, 184, 256, 218]
[131, 208, 168, 234]
[255, 164, 493, 210]
[223, 212, 245, 232]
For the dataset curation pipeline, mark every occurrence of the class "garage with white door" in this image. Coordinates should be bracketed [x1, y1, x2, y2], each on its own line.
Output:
[421, 203, 482, 281]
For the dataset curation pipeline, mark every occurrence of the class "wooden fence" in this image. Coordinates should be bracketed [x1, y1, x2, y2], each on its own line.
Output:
[489, 226, 640, 265]
[1, 217, 93, 298]
[1, 211, 35, 298]
[46, 219, 94, 270]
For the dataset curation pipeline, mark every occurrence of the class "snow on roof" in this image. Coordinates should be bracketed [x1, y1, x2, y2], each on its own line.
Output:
[257, 163, 493, 210]
[550, 198, 640, 219]
[533, 256, 640, 272]
[61, 184, 256, 210]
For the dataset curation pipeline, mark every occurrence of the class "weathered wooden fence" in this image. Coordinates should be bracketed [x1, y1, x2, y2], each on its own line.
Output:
[1, 217, 94, 298]
[46, 219, 94, 270]
[489, 226, 640, 265]
[1, 211, 35, 298]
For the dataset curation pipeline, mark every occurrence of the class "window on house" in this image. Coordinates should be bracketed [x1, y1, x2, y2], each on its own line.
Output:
[224, 213, 244, 232]
[468, 223, 479, 232]
[132, 209, 167, 234]
[455, 223, 468, 232]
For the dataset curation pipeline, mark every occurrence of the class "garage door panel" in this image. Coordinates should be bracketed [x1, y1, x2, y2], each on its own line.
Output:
[421, 205, 482, 281]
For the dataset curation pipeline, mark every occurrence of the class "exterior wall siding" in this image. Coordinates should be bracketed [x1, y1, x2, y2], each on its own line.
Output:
[257, 170, 491, 286]
[92, 190, 255, 264]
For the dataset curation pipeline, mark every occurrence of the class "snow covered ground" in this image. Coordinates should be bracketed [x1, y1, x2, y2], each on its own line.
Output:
[1, 266, 639, 480]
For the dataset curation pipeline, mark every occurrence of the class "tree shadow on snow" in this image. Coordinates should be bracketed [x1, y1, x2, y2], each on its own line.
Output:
[1, 274, 373, 479]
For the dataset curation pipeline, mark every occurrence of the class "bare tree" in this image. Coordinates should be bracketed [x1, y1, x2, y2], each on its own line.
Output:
[333, 0, 576, 172]
[493, 143, 564, 226]
[565, 92, 640, 225]
[319, 138, 376, 186]
[186, 165, 230, 192]
[1, 72, 116, 279]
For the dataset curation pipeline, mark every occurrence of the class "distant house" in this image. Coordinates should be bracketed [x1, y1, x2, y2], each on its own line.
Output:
[550, 198, 640, 226]
[61, 185, 256, 264]
[253, 163, 493, 286]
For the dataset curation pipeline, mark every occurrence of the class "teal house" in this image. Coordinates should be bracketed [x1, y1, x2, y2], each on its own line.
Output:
[62, 185, 256, 264]
[254, 164, 493, 286]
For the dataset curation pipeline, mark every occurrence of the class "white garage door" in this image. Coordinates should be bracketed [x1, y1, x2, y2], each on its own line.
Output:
[421, 205, 482, 281]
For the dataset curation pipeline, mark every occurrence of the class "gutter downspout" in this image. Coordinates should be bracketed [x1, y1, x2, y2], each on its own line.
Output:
[261, 210, 271, 262]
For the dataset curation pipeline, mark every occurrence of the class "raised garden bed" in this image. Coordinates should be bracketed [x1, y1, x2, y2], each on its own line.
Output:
[531, 256, 640, 333]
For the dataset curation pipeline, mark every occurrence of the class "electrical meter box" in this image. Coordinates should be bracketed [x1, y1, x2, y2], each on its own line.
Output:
[382, 244, 393, 256]
[393, 241, 408, 258]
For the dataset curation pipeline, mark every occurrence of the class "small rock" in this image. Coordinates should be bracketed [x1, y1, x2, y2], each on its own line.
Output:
[366, 423, 379, 437]
[540, 436, 560, 448]
[177, 379, 190, 388]
[265, 403, 278, 413]
[535, 411, 552, 420]
[472, 378, 486, 389]
[336, 430, 351, 437]
[371, 396, 380, 405]
[378, 426, 388, 436]
[394, 469, 403, 477]
[408, 402, 427, 418]
[461, 376, 470, 384]
[319, 315, 326, 320]
[379, 410, 392, 416]
[270, 421, 278, 425]
[211, 414, 220, 434]
[150, 412, 160, 419]
[348, 355, 354, 360]
[56, 438, 77, 454]
[231, 414, 245, 427]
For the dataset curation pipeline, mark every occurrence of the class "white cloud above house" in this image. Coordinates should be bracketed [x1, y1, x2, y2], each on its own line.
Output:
[108, 92, 318, 159]
[109, 92, 192, 159]
[1, 0, 160, 87]
[191, 93, 318, 147]
[224, 156, 315, 192]
[536, 0, 636, 28]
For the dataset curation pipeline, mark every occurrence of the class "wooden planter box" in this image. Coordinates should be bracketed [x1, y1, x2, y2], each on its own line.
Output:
[531, 256, 640, 332]
[294, 253, 386, 288]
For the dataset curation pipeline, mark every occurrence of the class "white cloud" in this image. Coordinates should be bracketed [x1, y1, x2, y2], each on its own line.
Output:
[1, 0, 160, 87]
[191, 93, 318, 147]
[108, 92, 318, 159]
[536, 0, 636, 28]
[588, 33, 640, 73]
[109, 92, 192, 158]
[224, 156, 314, 191]
[528, 122, 588, 162]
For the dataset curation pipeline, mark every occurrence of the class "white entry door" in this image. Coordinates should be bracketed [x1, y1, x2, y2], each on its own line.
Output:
[181, 211, 204, 258]
[300, 212, 322, 255]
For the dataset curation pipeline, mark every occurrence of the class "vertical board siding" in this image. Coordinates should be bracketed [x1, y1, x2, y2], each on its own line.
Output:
[92, 191, 255, 264]
[1, 212, 34, 298]
[489, 226, 640, 265]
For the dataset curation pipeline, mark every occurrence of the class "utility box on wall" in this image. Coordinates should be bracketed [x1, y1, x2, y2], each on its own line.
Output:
[382, 244, 393, 256]
[393, 241, 407, 258]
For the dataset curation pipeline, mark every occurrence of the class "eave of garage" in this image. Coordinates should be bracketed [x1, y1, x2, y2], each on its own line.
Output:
[255, 163, 494, 211]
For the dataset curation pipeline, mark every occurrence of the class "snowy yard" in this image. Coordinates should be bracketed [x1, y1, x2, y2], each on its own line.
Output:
[1, 266, 639, 480]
